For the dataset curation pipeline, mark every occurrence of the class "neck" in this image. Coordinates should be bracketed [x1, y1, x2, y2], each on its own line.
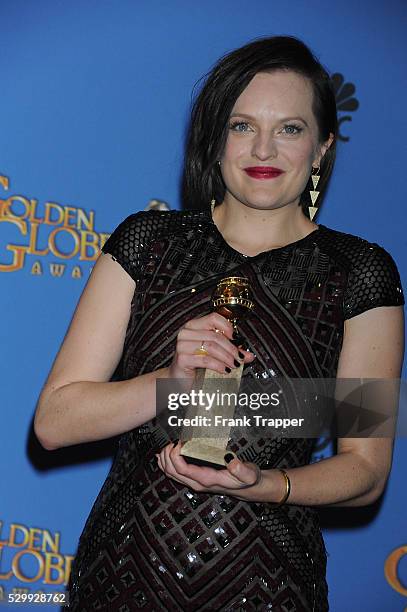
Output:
[212, 198, 318, 255]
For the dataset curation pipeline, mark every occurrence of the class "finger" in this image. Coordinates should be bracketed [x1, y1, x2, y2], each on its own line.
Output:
[159, 442, 174, 472]
[183, 313, 234, 339]
[159, 443, 209, 490]
[225, 458, 260, 486]
[183, 331, 255, 366]
[156, 453, 164, 472]
[158, 459, 199, 488]
[156, 448, 175, 478]
[163, 440, 187, 478]
[176, 351, 236, 375]
[235, 345, 257, 363]
[163, 440, 175, 466]
[179, 336, 254, 370]
[187, 338, 242, 370]
[157, 445, 188, 484]
[168, 442, 210, 483]
[170, 445, 234, 488]
[157, 450, 166, 473]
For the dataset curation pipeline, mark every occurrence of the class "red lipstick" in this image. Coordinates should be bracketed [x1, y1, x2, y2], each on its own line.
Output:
[243, 166, 285, 180]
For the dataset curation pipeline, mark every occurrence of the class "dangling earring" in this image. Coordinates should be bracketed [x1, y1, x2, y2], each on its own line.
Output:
[308, 166, 320, 221]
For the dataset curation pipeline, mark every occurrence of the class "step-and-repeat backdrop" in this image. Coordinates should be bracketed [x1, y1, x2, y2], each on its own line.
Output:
[1, 1, 406, 610]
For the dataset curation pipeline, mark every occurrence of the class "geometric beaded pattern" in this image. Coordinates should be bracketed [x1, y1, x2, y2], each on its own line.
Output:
[66, 209, 404, 611]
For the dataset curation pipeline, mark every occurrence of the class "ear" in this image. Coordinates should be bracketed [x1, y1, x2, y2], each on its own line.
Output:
[313, 132, 335, 167]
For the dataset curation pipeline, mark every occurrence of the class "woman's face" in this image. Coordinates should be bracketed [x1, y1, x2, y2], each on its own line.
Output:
[219, 70, 332, 212]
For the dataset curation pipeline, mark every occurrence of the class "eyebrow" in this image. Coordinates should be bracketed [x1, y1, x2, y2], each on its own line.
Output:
[229, 112, 309, 127]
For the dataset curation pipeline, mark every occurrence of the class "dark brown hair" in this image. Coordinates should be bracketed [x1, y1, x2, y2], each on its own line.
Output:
[182, 35, 338, 215]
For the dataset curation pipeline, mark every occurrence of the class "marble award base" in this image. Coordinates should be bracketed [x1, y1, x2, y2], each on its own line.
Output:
[180, 364, 244, 469]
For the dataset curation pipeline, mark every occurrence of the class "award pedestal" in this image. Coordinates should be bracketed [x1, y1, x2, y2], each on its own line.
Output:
[180, 363, 244, 468]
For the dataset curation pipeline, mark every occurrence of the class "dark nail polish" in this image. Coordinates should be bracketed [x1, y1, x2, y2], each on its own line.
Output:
[225, 366, 231, 373]
[238, 351, 245, 359]
[234, 359, 240, 367]
[224, 453, 235, 464]
[173, 439, 179, 447]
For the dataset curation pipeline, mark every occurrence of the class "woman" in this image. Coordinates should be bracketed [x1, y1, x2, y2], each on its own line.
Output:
[35, 36, 404, 611]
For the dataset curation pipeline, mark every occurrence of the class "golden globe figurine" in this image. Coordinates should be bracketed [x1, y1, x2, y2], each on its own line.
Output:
[180, 276, 254, 468]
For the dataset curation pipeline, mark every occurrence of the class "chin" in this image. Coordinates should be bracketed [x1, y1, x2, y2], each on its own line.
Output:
[242, 197, 286, 210]
[226, 186, 298, 210]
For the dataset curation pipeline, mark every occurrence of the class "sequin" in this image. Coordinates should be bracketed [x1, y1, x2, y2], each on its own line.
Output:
[66, 209, 404, 611]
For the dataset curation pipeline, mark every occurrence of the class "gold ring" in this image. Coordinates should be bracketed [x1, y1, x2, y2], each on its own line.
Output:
[214, 328, 223, 335]
[194, 341, 209, 356]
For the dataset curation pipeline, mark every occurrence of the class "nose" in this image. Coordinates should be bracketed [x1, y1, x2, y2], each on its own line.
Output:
[251, 130, 278, 161]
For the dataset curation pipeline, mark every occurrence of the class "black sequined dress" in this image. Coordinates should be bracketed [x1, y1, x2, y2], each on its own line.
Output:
[66, 209, 404, 611]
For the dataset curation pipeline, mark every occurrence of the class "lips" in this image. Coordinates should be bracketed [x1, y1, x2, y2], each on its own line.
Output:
[243, 166, 285, 180]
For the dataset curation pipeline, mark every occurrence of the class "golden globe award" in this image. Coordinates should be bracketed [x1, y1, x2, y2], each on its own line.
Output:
[180, 276, 254, 468]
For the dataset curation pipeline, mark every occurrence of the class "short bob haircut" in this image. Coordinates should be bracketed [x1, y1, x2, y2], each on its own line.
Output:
[182, 35, 338, 216]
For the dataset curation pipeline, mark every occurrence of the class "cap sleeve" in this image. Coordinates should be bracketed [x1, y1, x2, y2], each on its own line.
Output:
[101, 211, 151, 282]
[343, 242, 405, 320]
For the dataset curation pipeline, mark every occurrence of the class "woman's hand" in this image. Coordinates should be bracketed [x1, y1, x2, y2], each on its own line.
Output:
[167, 312, 256, 382]
[155, 440, 262, 499]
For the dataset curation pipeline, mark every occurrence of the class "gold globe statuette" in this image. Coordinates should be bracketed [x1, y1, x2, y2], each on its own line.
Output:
[180, 277, 254, 468]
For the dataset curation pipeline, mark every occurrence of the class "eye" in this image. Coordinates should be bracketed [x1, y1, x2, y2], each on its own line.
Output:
[229, 121, 253, 132]
[281, 124, 303, 135]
